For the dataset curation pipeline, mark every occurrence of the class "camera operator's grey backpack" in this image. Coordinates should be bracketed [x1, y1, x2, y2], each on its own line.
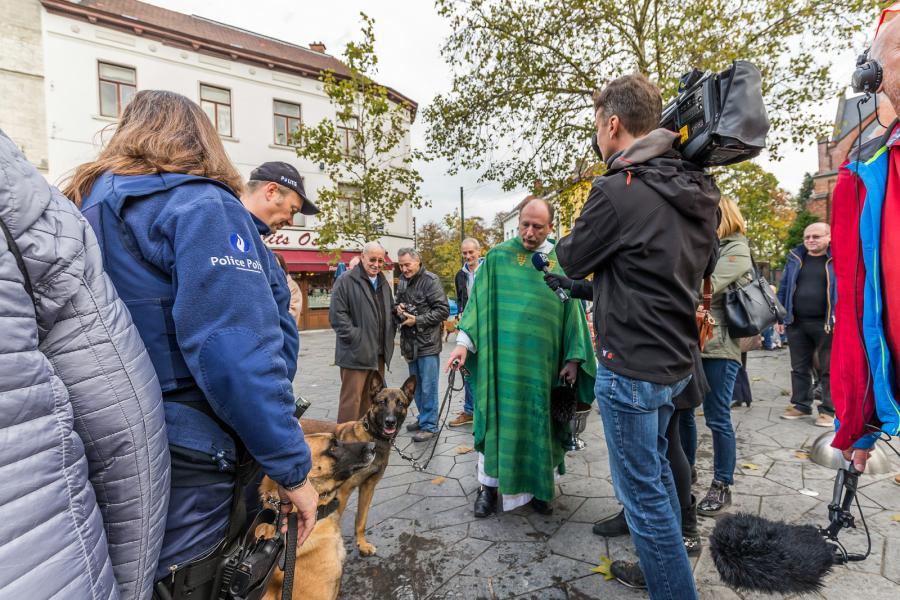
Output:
[661, 61, 770, 167]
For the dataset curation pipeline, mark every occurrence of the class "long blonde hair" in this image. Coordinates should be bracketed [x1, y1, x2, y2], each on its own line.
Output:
[64, 90, 243, 205]
[717, 197, 746, 239]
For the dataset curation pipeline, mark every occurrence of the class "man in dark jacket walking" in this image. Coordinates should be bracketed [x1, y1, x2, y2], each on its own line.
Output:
[395, 248, 450, 441]
[330, 241, 396, 423]
[777, 222, 836, 426]
[556, 74, 719, 600]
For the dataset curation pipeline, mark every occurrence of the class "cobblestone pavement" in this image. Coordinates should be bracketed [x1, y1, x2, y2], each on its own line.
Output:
[293, 330, 900, 600]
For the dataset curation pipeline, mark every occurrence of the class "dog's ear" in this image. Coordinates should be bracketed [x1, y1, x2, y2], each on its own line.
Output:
[367, 370, 386, 401]
[400, 375, 417, 405]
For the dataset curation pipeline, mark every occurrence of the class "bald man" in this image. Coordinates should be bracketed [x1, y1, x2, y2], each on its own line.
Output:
[777, 222, 836, 426]
[829, 7, 900, 474]
[447, 199, 596, 517]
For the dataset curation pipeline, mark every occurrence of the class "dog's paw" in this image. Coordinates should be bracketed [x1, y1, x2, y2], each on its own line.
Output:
[358, 541, 377, 556]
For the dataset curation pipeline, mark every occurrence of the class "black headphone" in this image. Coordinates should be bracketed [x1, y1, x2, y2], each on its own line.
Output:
[852, 48, 883, 94]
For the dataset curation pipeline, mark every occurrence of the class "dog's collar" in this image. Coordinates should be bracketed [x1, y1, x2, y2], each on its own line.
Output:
[317, 496, 340, 520]
[362, 414, 396, 441]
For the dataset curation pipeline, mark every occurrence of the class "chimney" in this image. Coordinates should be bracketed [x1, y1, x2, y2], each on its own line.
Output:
[309, 41, 327, 53]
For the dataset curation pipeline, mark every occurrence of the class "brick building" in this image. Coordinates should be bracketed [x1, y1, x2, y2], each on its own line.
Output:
[812, 93, 896, 221]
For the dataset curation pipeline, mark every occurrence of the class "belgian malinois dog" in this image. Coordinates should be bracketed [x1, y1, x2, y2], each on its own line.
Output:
[258, 433, 376, 600]
[300, 372, 416, 557]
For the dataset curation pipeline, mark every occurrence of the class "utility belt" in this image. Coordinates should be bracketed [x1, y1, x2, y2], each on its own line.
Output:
[153, 391, 305, 600]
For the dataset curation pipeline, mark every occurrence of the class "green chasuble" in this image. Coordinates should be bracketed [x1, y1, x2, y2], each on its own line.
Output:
[459, 237, 596, 502]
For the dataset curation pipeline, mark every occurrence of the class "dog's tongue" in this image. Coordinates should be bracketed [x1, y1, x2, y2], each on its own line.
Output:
[383, 426, 396, 435]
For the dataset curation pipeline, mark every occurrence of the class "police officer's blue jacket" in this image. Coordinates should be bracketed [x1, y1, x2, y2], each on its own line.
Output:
[80, 172, 311, 489]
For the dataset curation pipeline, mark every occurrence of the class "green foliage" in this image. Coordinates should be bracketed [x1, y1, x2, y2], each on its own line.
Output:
[417, 213, 501, 293]
[784, 209, 822, 259]
[797, 172, 814, 208]
[713, 162, 795, 265]
[427, 0, 880, 206]
[296, 13, 426, 250]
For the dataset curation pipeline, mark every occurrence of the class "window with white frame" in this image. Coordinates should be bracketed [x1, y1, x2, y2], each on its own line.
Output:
[98, 62, 136, 118]
[200, 84, 232, 137]
[273, 100, 302, 146]
[336, 115, 359, 156]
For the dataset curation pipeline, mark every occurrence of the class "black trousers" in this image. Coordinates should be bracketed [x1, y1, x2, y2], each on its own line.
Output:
[787, 319, 834, 415]
[666, 409, 692, 510]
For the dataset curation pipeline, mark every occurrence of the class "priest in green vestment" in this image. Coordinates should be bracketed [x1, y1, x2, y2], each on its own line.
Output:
[447, 199, 596, 516]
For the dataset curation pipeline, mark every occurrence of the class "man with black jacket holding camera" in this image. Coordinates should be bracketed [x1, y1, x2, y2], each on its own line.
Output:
[395, 248, 450, 442]
[557, 74, 719, 600]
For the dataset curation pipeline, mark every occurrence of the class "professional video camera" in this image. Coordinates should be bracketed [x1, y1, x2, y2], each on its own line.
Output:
[660, 61, 770, 168]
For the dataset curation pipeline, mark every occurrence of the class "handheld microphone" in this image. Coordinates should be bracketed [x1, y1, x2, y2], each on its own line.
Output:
[531, 252, 569, 303]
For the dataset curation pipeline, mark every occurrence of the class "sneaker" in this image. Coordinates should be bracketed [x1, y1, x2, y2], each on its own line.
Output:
[815, 413, 835, 428]
[698, 480, 732, 516]
[406, 421, 421, 432]
[411, 430, 435, 442]
[448, 412, 473, 427]
[610, 561, 646, 589]
[781, 406, 809, 420]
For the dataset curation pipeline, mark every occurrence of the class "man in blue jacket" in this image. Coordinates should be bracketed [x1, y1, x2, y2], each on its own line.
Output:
[777, 222, 837, 427]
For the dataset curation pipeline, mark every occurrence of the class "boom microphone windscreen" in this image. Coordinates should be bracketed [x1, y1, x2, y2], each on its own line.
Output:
[709, 513, 834, 594]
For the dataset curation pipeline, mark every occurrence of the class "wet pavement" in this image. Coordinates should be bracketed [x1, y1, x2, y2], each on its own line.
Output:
[293, 330, 900, 600]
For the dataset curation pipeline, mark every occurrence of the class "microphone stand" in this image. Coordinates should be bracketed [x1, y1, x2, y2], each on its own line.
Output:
[821, 463, 868, 564]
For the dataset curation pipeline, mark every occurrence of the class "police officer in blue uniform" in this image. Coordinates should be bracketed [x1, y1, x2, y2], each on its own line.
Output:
[70, 90, 319, 595]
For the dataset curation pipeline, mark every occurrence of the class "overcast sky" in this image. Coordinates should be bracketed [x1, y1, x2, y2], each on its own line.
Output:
[147, 0, 864, 225]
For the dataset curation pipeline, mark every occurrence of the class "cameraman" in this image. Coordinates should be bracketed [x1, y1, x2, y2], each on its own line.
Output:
[395, 248, 450, 442]
[556, 74, 719, 599]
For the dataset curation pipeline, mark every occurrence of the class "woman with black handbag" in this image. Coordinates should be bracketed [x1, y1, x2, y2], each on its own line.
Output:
[680, 198, 753, 517]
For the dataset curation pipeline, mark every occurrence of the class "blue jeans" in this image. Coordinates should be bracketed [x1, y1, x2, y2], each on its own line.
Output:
[463, 379, 474, 415]
[595, 362, 696, 600]
[408, 354, 440, 432]
[680, 358, 739, 485]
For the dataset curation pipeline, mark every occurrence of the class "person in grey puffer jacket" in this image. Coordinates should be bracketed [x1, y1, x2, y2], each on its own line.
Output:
[0, 130, 169, 600]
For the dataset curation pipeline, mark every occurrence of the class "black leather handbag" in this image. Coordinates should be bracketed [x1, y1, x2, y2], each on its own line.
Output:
[724, 259, 786, 338]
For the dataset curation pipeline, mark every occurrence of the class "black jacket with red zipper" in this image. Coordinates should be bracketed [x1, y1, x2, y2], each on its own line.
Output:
[556, 129, 720, 385]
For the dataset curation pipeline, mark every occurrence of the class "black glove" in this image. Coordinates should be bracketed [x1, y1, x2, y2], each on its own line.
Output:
[543, 272, 573, 291]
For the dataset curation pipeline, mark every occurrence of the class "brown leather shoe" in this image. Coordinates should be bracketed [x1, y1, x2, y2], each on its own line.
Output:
[448, 412, 473, 427]
[781, 406, 809, 420]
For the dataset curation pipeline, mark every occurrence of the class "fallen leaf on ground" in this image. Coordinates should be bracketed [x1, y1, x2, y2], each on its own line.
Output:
[741, 463, 759, 470]
[455, 446, 474, 454]
[795, 450, 810, 460]
[890, 514, 900, 522]
[591, 555, 614, 580]
[697, 410, 705, 417]
[431, 476, 447, 485]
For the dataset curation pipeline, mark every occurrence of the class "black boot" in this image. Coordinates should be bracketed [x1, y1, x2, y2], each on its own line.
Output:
[682, 495, 702, 556]
[592, 508, 629, 537]
[473, 485, 498, 518]
[697, 480, 732, 516]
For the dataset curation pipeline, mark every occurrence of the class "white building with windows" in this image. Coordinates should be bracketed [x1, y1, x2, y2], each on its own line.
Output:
[1, 0, 418, 330]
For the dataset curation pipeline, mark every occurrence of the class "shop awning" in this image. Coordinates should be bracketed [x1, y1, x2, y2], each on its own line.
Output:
[274, 249, 393, 273]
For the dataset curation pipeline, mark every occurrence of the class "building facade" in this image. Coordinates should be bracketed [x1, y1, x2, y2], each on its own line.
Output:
[812, 92, 896, 221]
[1, 0, 417, 329]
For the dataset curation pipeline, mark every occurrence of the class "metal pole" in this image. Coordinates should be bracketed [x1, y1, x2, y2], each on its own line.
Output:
[412, 216, 417, 249]
[460, 186, 465, 245]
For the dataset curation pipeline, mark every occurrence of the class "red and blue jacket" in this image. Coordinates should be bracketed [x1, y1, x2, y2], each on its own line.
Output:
[831, 121, 900, 450]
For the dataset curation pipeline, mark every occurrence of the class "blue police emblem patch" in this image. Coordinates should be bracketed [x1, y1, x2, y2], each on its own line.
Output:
[229, 233, 249, 253]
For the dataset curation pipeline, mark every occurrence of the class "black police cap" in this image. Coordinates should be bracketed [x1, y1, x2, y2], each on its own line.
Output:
[250, 162, 320, 215]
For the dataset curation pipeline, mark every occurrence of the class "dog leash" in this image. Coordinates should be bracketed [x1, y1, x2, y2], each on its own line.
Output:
[279, 511, 298, 600]
[391, 363, 467, 472]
